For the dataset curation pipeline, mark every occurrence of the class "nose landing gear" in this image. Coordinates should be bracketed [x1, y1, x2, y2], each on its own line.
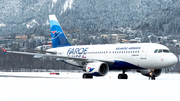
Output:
[149, 69, 156, 80]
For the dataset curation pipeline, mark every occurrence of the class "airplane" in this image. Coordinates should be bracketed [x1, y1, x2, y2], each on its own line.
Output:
[3, 15, 178, 80]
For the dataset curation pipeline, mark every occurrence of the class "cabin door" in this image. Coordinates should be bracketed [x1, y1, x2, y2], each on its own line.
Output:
[141, 45, 149, 59]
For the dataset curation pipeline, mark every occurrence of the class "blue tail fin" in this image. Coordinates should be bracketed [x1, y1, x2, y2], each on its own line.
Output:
[49, 15, 71, 48]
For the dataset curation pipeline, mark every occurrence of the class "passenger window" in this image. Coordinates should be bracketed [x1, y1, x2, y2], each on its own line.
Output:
[154, 49, 158, 53]
[158, 49, 162, 53]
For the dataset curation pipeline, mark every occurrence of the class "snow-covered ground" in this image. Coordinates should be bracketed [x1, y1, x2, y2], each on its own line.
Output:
[0, 72, 179, 101]
[0, 72, 180, 80]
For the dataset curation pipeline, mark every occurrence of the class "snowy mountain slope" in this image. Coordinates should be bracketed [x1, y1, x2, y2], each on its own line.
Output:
[0, 0, 178, 35]
[133, 0, 180, 36]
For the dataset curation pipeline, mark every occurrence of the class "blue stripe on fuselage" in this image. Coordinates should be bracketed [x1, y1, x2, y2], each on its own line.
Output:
[109, 60, 144, 70]
[62, 59, 143, 71]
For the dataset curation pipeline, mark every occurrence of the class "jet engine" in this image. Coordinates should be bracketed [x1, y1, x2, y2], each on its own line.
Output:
[138, 69, 162, 77]
[85, 62, 109, 76]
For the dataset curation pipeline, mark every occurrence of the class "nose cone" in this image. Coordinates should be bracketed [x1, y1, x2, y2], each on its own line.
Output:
[169, 54, 178, 66]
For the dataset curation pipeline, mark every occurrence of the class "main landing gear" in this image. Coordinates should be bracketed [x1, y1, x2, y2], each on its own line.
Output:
[118, 71, 128, 79]
[82, 73, 93, 79]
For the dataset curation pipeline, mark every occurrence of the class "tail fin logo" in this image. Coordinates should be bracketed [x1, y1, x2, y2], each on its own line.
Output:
[2, 48, 7, 54]
[51, 31, 62, 39]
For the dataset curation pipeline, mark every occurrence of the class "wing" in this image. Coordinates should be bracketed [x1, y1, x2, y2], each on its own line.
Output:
[6, 50, 116, 65]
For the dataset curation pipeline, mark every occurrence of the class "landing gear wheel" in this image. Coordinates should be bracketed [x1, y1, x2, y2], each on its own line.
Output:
[118, 74, 128, 79]
[149, 76, 156, 80]
[123, 74, 128, 79]
[151, 76, 155, 80]
[83, 73, 93, 79]
[118, 74, 122, 79]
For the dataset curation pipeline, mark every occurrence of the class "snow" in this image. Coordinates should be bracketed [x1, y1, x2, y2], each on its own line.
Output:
[0, 23, 6, 27]
[52, 0, 57, 4]
[0, 72, 179, 101]
[51, 0, 57, 9]
[26, 19, 39, 28]
[63, 0, 74, 12]
[43, 20, 50, 26]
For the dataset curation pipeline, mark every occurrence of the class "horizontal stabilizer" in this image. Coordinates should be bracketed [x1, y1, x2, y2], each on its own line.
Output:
[34, 55, 44, 58]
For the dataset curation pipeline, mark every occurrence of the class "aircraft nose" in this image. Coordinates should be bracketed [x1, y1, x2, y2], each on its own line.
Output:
[169, 54, 178, 66]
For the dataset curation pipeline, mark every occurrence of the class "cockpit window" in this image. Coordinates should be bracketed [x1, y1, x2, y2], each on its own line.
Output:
[163, 49, 169, 53]
[158, 49, 162, 53]
[154, 49, 170, 53]
[154, 49, 158, 53]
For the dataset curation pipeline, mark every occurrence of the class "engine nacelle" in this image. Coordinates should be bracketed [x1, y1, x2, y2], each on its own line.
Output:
[138, 69, 162, 77]
[85, 62, 109, 76]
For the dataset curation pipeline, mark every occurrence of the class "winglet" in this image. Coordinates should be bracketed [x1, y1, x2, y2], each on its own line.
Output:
[2, 48, 7, 54]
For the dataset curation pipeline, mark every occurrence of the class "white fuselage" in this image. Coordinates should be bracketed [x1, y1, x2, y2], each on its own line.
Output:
[47, 43, 177, 70]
